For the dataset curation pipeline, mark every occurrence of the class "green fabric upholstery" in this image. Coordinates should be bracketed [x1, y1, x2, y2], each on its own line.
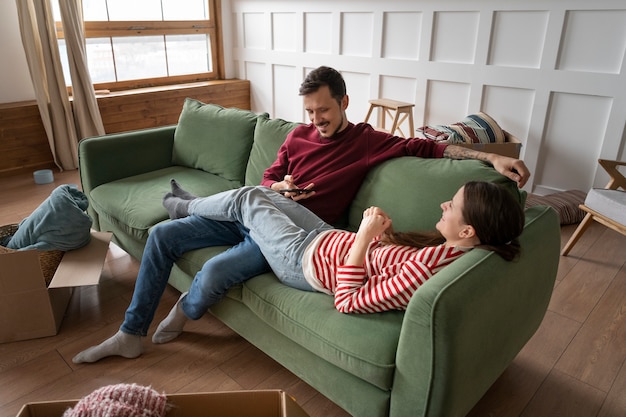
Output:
[242, 274, 403, 390]
[90, 166, 237, 247]
[390, 205, 560, 417]
[209, 295, 391, 417]
[78, 102, 560, 417]
[349, 157, 525, 232]
[245, 113, 300, 186]
[78, 125, 177, 230]
[173, 99, 258, 183]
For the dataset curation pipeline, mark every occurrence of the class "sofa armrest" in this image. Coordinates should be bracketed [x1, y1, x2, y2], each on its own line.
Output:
[79, 125, 176, 192]
[79, 125, 176, 229]
[390, 206, 560, 417]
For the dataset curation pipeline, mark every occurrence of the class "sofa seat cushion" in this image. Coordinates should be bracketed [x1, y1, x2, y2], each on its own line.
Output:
[241, 274, 403, 390]
[90, 166, 239, 242]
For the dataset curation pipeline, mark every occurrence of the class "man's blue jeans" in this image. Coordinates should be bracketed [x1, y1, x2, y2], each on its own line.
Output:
[121, 215, 270, 336]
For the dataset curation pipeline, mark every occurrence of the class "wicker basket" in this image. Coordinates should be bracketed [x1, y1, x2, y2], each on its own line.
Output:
[0, 224, 65, 287]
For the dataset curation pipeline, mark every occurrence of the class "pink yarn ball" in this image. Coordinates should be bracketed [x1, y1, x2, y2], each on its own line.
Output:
[63, 383, 168, 417]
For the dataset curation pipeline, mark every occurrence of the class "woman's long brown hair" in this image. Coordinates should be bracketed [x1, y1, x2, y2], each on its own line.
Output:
[379, 181, 525, 261]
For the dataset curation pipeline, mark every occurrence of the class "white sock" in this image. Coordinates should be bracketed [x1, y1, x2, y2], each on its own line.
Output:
[72, 330, 143, 363]
[152, 292, 189, 344]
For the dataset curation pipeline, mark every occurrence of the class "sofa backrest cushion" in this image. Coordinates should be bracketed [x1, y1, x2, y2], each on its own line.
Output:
[348, 157, 525, 232]
[245, 113, 301, 186]
[172, 98, 258, 184]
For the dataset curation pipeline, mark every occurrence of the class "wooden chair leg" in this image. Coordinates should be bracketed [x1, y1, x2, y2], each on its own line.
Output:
[364, 104, 375, 125]
[395, 113, 408, 137]
[379, 108, 389, 131]
[390, 111, 401, 136]
[561, 212, 594, 256]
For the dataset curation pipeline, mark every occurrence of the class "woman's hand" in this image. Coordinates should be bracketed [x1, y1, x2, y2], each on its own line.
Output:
[357, 206, 392, 241]
[346, 207, 392, 267]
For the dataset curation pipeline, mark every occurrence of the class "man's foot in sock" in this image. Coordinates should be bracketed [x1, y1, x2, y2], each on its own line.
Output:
[72, 330, 143, 363]
[170, 179, 197, 200]
[152, 292, 189, 344]
[163, 192, 192, 219]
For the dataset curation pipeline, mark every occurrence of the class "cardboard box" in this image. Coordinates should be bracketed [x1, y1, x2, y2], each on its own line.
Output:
[456, 130, 522, 159]
[16, 389, 311, 417]
[0, 231, 111, 344]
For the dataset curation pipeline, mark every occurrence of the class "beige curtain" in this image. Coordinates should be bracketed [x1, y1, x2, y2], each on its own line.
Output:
[58, 0, 105, 140]
[16, 0, 105, 171]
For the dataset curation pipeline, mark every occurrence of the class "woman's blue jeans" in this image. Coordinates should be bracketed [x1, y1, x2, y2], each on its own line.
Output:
[189, 186, 334, 289]
[121, 215, 270, 336]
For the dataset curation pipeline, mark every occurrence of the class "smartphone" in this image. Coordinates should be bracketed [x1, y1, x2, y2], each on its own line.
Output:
[279, 188, 315, 195]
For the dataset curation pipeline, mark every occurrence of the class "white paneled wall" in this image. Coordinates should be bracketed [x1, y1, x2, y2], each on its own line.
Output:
[226, 0, 626, 194]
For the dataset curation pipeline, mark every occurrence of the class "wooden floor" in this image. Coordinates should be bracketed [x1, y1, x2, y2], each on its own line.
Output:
[0, 169, 624, 417]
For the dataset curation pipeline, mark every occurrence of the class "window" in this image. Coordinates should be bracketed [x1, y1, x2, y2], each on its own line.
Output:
[53, 0, 222, 92]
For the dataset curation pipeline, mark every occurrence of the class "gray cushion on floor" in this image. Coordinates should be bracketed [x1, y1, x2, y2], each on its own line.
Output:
[585, 188, 626, 225]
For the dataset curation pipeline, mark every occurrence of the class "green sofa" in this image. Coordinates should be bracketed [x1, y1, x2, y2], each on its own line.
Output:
[78, 98, 560, 417]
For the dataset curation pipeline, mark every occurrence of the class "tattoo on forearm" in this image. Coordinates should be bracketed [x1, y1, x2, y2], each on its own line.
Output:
[444, 145, 490, 162]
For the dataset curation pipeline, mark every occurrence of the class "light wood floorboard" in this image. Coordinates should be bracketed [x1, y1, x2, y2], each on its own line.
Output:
[0, 169, 624, 417]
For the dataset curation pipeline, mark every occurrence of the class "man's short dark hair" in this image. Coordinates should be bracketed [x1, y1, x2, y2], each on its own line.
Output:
[299, 66, 347, 104]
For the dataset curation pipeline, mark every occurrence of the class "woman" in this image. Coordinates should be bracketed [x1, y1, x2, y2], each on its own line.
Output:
[165, 180, 525, 314]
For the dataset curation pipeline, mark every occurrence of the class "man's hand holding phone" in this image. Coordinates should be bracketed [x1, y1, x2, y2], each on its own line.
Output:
[272, 174, 316, 200]
[278, 188, 315, 195]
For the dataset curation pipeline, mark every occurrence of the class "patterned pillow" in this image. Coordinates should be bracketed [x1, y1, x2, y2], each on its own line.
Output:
[525, 190, 587, 225]
[418, 111, 506, 144]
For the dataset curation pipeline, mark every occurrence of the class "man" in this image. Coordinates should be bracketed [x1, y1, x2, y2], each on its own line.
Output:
[73, 66, 529, 363]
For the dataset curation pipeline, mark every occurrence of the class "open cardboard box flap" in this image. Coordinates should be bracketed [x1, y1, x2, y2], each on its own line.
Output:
[48, 231, 111, 288]
[0, 230, 111, 343]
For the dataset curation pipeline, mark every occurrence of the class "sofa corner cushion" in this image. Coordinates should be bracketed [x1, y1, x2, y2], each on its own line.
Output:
[349, 158, 523, 232]
[173, 98, 258, 183]
[245, 114, 301, 186]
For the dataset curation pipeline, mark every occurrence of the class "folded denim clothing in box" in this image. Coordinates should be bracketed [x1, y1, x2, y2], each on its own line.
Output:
[6, 184, 92, 251]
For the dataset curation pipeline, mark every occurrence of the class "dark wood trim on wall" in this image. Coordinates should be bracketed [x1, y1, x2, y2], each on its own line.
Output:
[0, 101, 53, 176]
[0, 79, 250, 177]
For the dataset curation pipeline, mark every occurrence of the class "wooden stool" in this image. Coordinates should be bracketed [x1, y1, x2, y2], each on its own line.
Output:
[364, 98, 415, 138]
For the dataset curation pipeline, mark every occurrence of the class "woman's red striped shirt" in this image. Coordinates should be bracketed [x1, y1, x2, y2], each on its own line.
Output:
[305, 230, 468, 313]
